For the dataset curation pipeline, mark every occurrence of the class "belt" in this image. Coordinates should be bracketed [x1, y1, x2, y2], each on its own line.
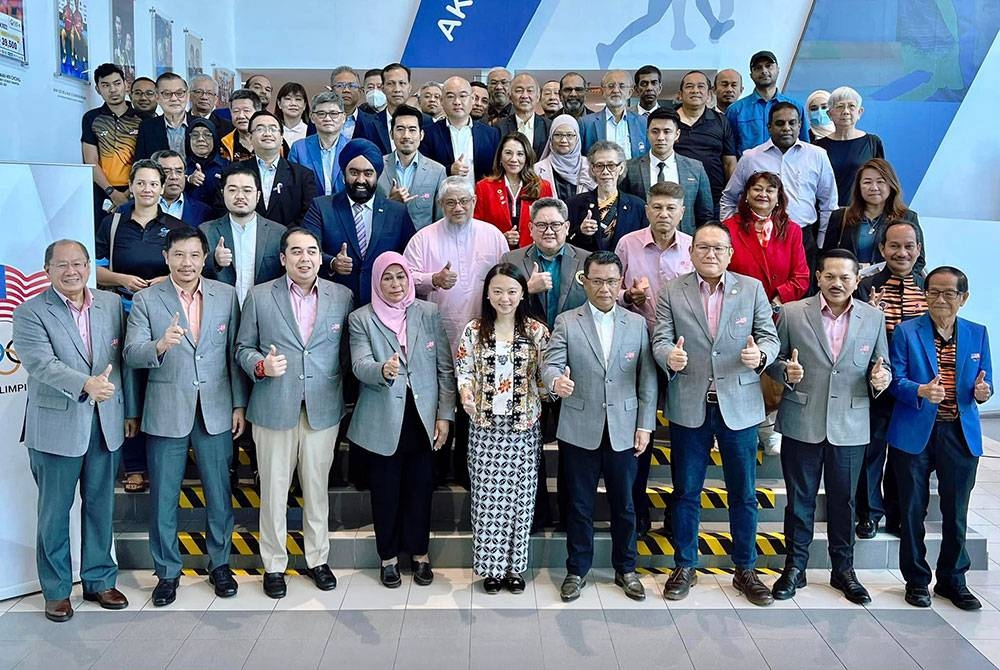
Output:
[706, 390, 719, 404]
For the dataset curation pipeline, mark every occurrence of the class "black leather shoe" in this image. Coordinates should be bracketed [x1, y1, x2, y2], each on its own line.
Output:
[504, 573, 526, 594]
[483, 577, 503, 594]
[209, 565, 238, 598]
[830, 570, 871, 605]
[152, 577, 179, 607]
[306, 564, 337, 591]
[662, 567, 697, 601]
[733, 569, 774, 606]
[904, 584, 932, 608]
[411, 559, 434, 586]
[615, 571, 646, 601]
[884, 519, 901, 537]
[380, 563, 402, 589]
[856, 519, 878, 540]
[560, 574, 586, 602]
[263, 572, 286, 599]
[934, 583, 982, 610]
[772, 566, 807, 600]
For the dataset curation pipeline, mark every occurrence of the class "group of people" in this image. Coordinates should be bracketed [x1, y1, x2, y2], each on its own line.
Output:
[14, 52, 991, 623]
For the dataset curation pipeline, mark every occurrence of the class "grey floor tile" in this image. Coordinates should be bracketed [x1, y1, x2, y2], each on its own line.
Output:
[93, 637, 185, 670]
[753, 637, 845, 670]
[317, 639, 397, 670]
[259, 610, 338, 640]
[470, 639, 545, 670]
[671, 610, 768, 670]
[900, 637, 997, 669]
[242, 637, 328, 670]
[737, 608, 824, 640]
[400, 609, 472, 639]
[470, 609, 539, 641]
[165, 637, 255, 670]
[117, 610, 203, 640]
[603, 609, 690, 668]
[185, 610, 271, 640]
[13, 640, 110, 670]
[0, 640, 31, 670]
[869, 608, 963, 641]
[537, 609, 612, 646]
[395, 635, 471, 670]
[540, 641, 619, 670]
[603, 608, 675, 629]
[0, 611, 134, 641]
[329, 610, 405, 645]
[802, 610, 920, 670]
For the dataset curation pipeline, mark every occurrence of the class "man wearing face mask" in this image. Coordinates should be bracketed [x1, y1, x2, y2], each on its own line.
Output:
[303, 138, 416, 306]
[359, 69, 387, 115]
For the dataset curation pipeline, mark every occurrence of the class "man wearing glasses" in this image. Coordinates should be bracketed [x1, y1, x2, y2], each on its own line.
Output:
[189, 73, 233, 137]
[329, 66, 370, 140]
[887, 266, 992, 611]
[289, 91, 350, 197]
[652, 222, 780, 606]
[135, 72, 193, 160]
[579, 70, 647, 159]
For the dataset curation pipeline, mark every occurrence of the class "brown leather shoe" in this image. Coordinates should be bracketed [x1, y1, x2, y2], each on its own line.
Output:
[83, 587, 129, 610]
[44, 598, 74, 622]
[732, 568, 774, 607]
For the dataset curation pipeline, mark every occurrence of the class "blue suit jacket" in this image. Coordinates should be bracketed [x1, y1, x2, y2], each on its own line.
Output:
[288, 133, 349, 197]
[419, 118, 500, 181]
[302, 191, 416, 305]
[579, 109, 648, 158]
[887, 314, 992, 456]
[354, 108, 392, 156]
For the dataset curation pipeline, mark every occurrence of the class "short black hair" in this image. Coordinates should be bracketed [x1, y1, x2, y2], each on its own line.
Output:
[925, 266, 969, 293]
[129, 158, 166, 184]
[44, 240, 90, 268]
[583, 250, 623, 277]
[816, 248, 859, 274]
[131, 76, 155, 88]
[392, 104, 424, 129]
[248, 110, 280, 129]
[680, 70, 711, 88]
[646, 106, 681, 130]
[150, 149, 184, 163]
[382, 62, 411, 80]
[692, 221, 733, 246]
[768, 101, 800, 125]
[230, 88, 262, 110]
[363, 68, 383, 81]
[280, 226, 321, 254]
[634, 65, 662, 86]
[94, 63, 125, 84]
[559, 71, 586, 88]
[155, 72, 186, 89]
[879, 218, 921, 246]
[165, 226, 209, 256]
[220, 164, 262, 191]
[470, 80, 488, 91]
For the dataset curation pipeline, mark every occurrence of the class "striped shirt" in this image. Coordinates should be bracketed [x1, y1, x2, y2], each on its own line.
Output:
[877, 274, 926, 334]
[934, 329, 959, 421]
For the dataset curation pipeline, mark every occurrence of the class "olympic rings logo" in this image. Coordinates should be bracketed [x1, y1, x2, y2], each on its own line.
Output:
[0, 339, 22, 376]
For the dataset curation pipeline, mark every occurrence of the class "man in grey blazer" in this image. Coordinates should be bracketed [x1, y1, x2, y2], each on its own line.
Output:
[652, 222, 779, 606]
[235, 227, 354, 598]
[767, 249, 890, 605]
[376, 104, 446, 230]
[543, 250, 658, 602]
[13, 240, 138, 621]
[619, 108, 714, 235]
[124, 228, 248, 606]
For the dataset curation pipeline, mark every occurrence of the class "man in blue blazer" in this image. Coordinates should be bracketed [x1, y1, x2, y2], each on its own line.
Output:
[420, 76, 500, 182]
[579, 71, 648, 159]
[288, 91, 351, 197]
[887, 266, 992, 611]
[302, 138, 415, 305]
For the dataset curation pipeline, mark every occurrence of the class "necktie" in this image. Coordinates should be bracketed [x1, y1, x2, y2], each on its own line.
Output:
[656, 161, 666, 184]
[353, 203, 368, 257]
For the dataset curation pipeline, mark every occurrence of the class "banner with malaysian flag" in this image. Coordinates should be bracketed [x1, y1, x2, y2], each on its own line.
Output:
[0, 162, 93, 600]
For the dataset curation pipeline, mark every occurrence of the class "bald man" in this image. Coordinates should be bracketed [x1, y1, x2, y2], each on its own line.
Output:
[419, 76, 500, 182]
[495, 73, 551, 158]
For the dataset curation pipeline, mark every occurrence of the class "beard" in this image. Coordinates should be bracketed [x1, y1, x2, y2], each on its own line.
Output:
[347, 179, 375, 204]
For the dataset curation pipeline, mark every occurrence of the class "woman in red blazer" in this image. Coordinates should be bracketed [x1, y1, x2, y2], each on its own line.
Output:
[474, 132, 553, 249]
[724, 171, 810, 309]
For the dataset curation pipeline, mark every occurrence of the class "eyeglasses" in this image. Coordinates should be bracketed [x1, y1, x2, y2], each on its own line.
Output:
[603, 82, 629, 90]
[313, 110, 344, 119]
[532, 221, 567, 232]
[585, 277, 621, 288]
[561, 87, 586, 94]
[251, 125, 281, 135]
[444, 92, 471, 101]
[489, 79, 510, 88]
[442, 197, 473, 209]
[160, 168, 185, 176]
[925, 289, 963, 301]
[332, 82, 360, 90]
[131, 90, 157, 98]
[693, 244, 732, 256]
[189, 130, 213, 140]
[592, 162, 622, 173]
[191, 88, 216, 97]
[50, 261, 88, 271]
[552, 132, 577, 141]
[158, 89, 188, 99]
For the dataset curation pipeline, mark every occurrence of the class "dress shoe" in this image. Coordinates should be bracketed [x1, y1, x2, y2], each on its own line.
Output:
[884, 520, 902, 537]
[152, 577, 179, 607]
[263, 571, 287, 599]
[771, 566, 807, 600]
[732, 569, 774, 606]
[83, 587, 128, 610]
[306, 564, 337, 591]
[934, 583, 982, 611]
[855, 519, 878, 540]
[209, 565, 238, 598]
[560, 573, 586, 602]
[44, 598, 73, 623]
[662, 567, 697, 601]
[380, 563, 402, 589]
[411, 559, 434, 586]
[904, 584, 932, 608]
[504, 573, 526, 594]
[615, 571, 646, 601]
[830, 570, 871, 605]
[483, 577, 503, 594]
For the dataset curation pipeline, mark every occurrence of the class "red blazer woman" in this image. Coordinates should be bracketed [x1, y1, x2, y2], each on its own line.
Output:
[474, 177, 553, 248]
[724, 215, 810, 304]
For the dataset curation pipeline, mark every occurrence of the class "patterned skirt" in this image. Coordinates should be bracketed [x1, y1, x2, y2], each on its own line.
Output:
[467, 415, 541, 579]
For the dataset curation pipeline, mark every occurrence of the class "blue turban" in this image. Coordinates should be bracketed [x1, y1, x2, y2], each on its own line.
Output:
[338, 138, 385, 175]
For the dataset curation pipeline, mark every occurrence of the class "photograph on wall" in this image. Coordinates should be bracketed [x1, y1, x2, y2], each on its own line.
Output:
[0, 0, 26, 64]
[56, 0, 88, 81]
[213, 67, 234, 107]
[151, 9, 171, 76]
[184, 31, 202, 81]
[110, 0, 134, 84]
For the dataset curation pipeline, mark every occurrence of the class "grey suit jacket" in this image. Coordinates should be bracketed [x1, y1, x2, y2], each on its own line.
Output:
[199, 215, 285, 288]
[13, 287, 137, 456]
[768, 296, 889, 446]
[347, 300, 456, 454]
[235, 276, 354, 431]
[542, 304, 658, 451]
[123, 278, 248, 438]
[620, 153, 714, 235]
[377, 152, 447, 230]
[652, 271, 779, 431]
[501, 243, 589, 327]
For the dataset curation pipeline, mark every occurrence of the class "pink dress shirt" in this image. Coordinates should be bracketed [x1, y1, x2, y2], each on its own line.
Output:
[615, 227, 693, 331]
[56, 288, 94, 358]
[173, 279, 203, 343]
[819, 294, 853, 361]
[286, 275, 319, 342]
[698, 274, 725, 339]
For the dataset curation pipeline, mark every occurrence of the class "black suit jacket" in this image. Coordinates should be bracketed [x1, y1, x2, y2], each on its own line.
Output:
[134, 113, 195, 160]
[354, 108, 433, 156]
[236, 157, 318, 228]
[495, 114, 551, 160]
[566, 189, 649, 252]
[199, 215, 286, 286]
[419, 118, 500, 181]
[823, 208, 925, 275]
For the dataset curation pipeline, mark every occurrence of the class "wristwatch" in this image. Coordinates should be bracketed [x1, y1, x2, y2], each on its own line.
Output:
[104, 185, 116, 196]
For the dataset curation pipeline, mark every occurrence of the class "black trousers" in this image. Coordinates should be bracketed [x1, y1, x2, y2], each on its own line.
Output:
[436, 406, 470, 488]
[856, 406, 900, 527]
[781, 437, 865, 573]
[891, 420, 978, 588]
[367, 392, 434, 560]
[534, 400, 560, 528]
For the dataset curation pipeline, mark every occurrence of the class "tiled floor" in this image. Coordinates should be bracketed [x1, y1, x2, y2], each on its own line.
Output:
[3, 432, 1000, 669]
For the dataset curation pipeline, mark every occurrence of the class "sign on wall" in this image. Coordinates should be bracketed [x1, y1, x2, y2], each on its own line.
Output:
[151, 8, 171, 76]
[110, 0, 134, 85]
[56, 0, 88, 82]
[0, 0, 26, 65]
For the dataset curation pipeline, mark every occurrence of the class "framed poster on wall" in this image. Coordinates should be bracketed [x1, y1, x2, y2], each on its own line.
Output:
[213, 67, 234, 107]
[56, 0, 88, 81]
[151, 9, 171, 76]
[0, 0, 26, 65]
[110, 0, 134, 84]
[184, 30, 202, 81]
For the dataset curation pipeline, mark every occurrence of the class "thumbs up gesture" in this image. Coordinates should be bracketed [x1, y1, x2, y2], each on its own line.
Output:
[263, 344, 287, 377]
[553, 365, 575, 398]
[975, 369, 992, 403]
[332, 242, 353, 275]
[84, 363, 116, 402]
[188, 162, 206, 187]
[382, 351, 401, 381]
[919, 374, 946, 404]
[433, 261, 458, 290]
[667, 335, 688, 372]
[156, 312, 186, 355]
[451, 153, 470, 177]
[785, 348, 804, 384]
[215, 235, 233, 267]
[580, 204, 599, 236]
[526, 261, 553, 294]
[625, 276, 649, 306]
[503, 226, 521, 249]
[869, 356, 891, 392]
[741, 335, 762, 369]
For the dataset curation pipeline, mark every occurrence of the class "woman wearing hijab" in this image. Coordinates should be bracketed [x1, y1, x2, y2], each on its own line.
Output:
[347, 252, 456, 589]
[806, 90, 834, 142]
[535, 114, 597, 201]
[184, 117, 229, 217]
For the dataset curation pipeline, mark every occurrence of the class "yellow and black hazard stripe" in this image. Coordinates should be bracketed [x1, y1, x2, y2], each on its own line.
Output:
[181, 568, 305, 576]
[645, 485, 776, 510]
[637, 530, 786, 557]
[178, 486, 303, 509]
[650, 444, 764, 467]
[178, 531, 308, 556]
[637, 567, 781, 576]
[187, 447, 252, 467]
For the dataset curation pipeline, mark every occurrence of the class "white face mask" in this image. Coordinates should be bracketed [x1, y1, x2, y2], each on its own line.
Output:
[366, 88, 387, 109]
